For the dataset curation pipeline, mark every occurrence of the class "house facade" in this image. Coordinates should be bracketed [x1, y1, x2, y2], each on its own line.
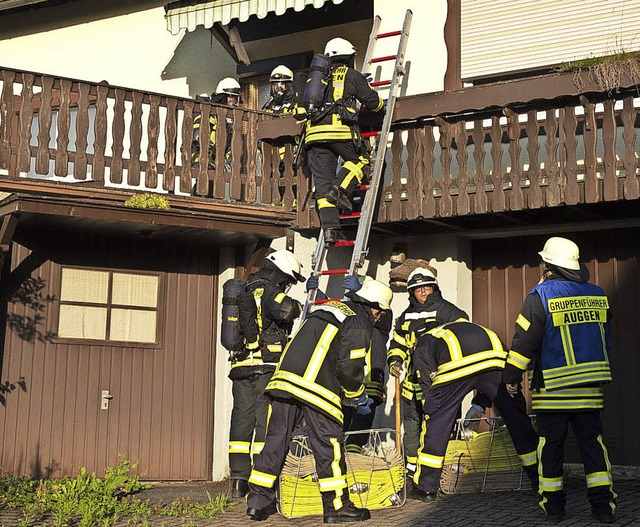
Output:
[0, 0, 639, 481]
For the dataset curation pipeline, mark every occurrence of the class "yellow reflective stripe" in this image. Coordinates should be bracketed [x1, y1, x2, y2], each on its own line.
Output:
[252, 442, 264, 455]
[559, 324, 576, 365]
[484, 327, 505, 353]
[339, 160, 364, 188]
[350, 347, 366, 360]
[434, 349, 508, 376]
[547, 296, 609, 312]
[600, 323, 609, 362]
[432, 358, 506, 386]
[304, 324, 339, 380]
[248, 469, 277, 488]
[506, 350, 530, 370]
[266, 379, 343, 424]
[332, 66, 346, 100]
[516, 313, 531, 331]
[318, 476, 347, 491]
[266, 343, 282, 352]
[417, 452, 444, 469]
[552, 309, 607, 326]
[343, 384, 365, 399]
[330, 436, 346, 510]
[406, 456, 417, 465]
[542, 361, 612, 390]
[229, 441, 251, 454]
[274, 292, 286, 303]
[539, 476, 564, 491]
[317, 197, 335, 209]
[434, 328, 463, 361]
[586, 471, 612, 488]
[392, 331, 408, 347]
[269, 371, 342, 407]
[519, 451, 537, 467]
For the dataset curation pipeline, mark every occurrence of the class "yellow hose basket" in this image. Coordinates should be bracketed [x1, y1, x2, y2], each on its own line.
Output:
[278, 428, 406, 519]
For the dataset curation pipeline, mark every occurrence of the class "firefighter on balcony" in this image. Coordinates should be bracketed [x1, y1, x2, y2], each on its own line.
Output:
[303, 37, 384, 245]
[386, 267, 468, 481]
[246, 279, 393, 523]
[262, 65, 300, 206]
[228, 250, 303, 500]
[503, 237, 616, 524]
[410, 321, 509, 500]
[191, 77, 241, 172]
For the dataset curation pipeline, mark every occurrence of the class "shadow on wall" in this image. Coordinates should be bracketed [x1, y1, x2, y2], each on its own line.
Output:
[7, 276, 56, 344]
[161, 26, 238, 98]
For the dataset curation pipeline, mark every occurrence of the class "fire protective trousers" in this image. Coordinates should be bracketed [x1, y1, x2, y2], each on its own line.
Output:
[307, 141, 369, 230]
[228, 372, 272, 480]
[537, 411, 616, 517]
[248, 398, 353, 514]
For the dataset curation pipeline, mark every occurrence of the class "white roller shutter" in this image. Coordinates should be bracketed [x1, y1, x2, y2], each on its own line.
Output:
[461, 0, 640, 81]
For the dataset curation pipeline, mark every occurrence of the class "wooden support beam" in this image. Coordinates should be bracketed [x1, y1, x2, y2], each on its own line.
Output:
[229, 24, 251, 66]
[242, 238, 272, 281]
[210, 23, 240, 64]
[0, 212, 18, 251]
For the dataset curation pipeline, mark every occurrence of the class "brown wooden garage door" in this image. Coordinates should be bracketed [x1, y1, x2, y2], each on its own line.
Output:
[472, 227, 640, 466]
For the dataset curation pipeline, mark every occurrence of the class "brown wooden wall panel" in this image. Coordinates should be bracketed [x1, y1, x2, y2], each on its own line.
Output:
[0, 231, 217, 480]
[472, 228, 640, 466]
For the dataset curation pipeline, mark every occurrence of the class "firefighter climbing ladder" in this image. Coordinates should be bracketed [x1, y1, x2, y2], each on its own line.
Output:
[302, 9, 413, 319]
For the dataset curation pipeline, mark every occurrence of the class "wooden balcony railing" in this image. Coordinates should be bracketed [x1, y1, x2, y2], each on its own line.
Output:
[0, 67, 295, 210]
[290, 70, 640, 229]
[2, 66, 639, 232]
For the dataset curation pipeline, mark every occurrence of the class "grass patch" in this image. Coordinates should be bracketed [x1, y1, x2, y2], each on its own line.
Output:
[555, 50, 640, 92]
[0, 460, 231, 527]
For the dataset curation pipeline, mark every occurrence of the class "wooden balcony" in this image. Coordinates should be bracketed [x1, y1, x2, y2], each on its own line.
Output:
[2, 66, 640, 240]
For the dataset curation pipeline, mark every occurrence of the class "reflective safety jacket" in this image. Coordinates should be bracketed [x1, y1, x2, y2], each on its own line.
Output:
[503, 276, 612, 411]
[363, 310, 392, 404]
[263, 89, 298, 115]
[304, 65, 383, 144]
[387, 290, 468, 401]
[229, 268, 301, 380]
[413, 321, 507, 393]
[265, 300, 374, 425]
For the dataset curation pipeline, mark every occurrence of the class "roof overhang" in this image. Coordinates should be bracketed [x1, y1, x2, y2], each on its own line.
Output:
[164, 0, 343, 35]
[0, 179, 294, 247]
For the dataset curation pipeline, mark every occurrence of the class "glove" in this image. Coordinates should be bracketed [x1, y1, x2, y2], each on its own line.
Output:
[389, 361, 402, 378]
[355, 397, 374, 416]
[362, 72, 373, 84]
[345, 393, 368, 407]
[343, 274, 362, 292]
[463, 403, 485, 428]
[306, 275, 319, 292]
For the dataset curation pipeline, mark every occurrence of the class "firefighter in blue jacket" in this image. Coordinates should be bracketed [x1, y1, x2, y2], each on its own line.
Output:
[228, 250, 303, 499]
[246, 279, 393, 523]
[303, 37, 384, 245]
[503, 237, 616, 524]
[411, 321, 509, 500]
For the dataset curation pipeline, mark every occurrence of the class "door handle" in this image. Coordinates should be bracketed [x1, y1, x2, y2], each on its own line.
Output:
[101, 390, 113, 410]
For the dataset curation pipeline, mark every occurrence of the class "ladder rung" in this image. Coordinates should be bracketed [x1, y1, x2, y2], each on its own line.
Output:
[371, 80, 391, 87]
[321, 269, 348, 275]
[371, 55, 396, 63]
[334, 240, 355, 247]
[339, 212, 361, 219]
[376, 30, 402, 39]
[361, 131, 380, 138]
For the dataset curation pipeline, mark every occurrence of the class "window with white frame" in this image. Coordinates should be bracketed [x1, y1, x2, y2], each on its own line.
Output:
[58, 267, 160, 343]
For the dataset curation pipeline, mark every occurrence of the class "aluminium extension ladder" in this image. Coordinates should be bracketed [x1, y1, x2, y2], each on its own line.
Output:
[302, 10, 413, 319]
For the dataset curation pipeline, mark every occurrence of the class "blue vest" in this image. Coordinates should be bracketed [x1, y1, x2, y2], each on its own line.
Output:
[533, 280, 612, 390]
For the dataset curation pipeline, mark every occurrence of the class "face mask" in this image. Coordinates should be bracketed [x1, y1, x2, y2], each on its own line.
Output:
[271, 82, 288, 98]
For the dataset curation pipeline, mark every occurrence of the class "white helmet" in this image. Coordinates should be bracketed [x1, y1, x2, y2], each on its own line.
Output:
[270, 65, 294, 82]
[265, 250, 304, 282]
[215, 77, 241, 96]
[355, 278, 393, 310]
[407, 267, 438, 290]
[324, 37, 356, 58]
[538, 237, 580, 271]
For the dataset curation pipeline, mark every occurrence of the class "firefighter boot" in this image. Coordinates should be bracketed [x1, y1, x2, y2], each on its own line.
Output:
[324, 228, 348, 246]
[323, 502, 371, 523]
[246, 501, 277, 521]
[231, 478, 249, 499]
[327, 185, 353, 212]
